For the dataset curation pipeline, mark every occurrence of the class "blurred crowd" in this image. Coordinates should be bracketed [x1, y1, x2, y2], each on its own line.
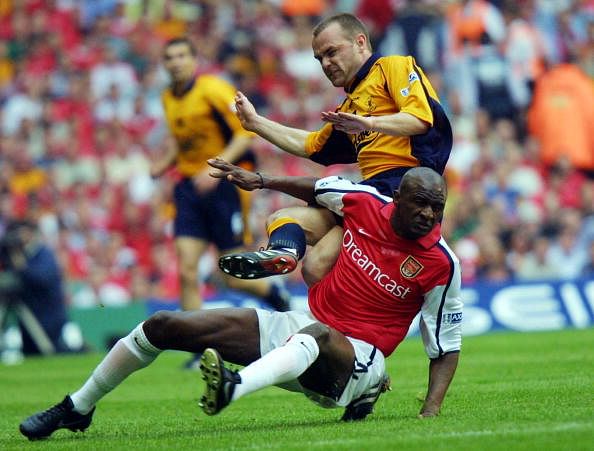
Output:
[0, 0, 594, 308]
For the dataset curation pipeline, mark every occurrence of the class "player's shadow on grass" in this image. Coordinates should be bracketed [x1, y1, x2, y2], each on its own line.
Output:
[19, 409, 416, 443]
[37, 414, 399, 442]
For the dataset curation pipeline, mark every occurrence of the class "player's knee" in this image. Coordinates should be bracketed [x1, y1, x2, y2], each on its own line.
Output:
[301, 260, 322, 287]
[286, 333, 320, 363]
[298, 322, 331, 348]
[265, 208, 295, 229]
[178, 264, 196, 283]
[301, 253, 330, 286]
[143, 310, 180, 348]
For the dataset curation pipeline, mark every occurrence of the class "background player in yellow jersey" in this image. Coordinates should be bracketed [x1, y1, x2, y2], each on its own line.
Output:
[150, 38, 290, 366]
[221, 13, 452, 285]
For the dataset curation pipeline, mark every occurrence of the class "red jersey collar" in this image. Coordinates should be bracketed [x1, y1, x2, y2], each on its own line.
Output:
[380, 202, 441, 250]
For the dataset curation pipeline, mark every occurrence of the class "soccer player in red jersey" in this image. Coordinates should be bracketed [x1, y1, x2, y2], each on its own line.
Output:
[19, 159, 462, 441]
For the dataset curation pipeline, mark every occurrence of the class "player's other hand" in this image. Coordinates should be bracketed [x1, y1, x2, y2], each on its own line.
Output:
[208, 157, 261, 191]
[234, 91, 258, 131]
[418, 402, 440, 419]
[150, 163, 165, 179]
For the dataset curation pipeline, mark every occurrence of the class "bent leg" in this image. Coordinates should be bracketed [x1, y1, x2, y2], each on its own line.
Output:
[218, 246, 291, 311]
[296, 322, 355, 400]
[301, 225, 343, 286]
[144, 308, 260, 365]
[230, 321, 354, 403]
[231, 332, 321, 401]
[297, 323, 389, 420]
[219, 207, 337, 280]
[70, 308, 260, 414]
[267, 206, 337, 245]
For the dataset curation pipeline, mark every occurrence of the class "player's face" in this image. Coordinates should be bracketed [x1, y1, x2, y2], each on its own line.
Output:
[391, 181, 445, 240]
[163, 43, 196, 83]
[312, 23, 367, 87]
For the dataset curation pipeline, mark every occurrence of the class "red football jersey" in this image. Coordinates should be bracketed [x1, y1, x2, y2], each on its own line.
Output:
[309, 177, 463, 357]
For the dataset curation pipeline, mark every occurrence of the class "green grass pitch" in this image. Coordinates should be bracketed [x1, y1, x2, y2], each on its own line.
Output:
[1, 328, 593, 450]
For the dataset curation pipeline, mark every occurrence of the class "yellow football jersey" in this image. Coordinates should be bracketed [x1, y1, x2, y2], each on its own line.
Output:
[305, 55, 452, 179]
[162, 74, 253, 177]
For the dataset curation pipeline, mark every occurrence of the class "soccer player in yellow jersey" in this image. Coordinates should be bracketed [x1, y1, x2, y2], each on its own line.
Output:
[150, 38, 290, 366]
[220, 13, 452, 285]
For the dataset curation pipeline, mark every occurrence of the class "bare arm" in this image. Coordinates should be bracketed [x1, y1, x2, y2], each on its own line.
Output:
[235, 91, 310, 158]
[207, 157, 318, 203]
[150, 136, 178, 178]
[321, 111, 429, 136]
[217, 134, 253, 165]
[192, 133, 254, 194]
[419, 351, 459, 418]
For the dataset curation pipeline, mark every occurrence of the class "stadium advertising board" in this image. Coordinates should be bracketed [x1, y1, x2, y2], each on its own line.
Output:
[454, 278, 594, 335]
[145, 278, 594, 337]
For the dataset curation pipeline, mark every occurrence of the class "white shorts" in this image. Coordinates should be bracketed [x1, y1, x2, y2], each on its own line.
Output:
[256, 309, 386, 408]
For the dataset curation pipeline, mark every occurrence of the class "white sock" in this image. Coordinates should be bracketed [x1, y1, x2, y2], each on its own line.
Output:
[70, 323, 161, 414]
[232, 333, 319, 401]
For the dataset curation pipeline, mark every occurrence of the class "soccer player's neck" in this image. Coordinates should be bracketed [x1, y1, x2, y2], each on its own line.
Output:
[171, 77, 196, 97]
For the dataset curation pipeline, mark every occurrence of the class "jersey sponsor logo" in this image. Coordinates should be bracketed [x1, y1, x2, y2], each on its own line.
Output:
[400, 87, 410, 97]
[400, 255, 423, 278]
[352, 127, 380, 153]
[343, 229, 411, 299]
[441, 312, 463, 324]
[345, 109, 380, 152]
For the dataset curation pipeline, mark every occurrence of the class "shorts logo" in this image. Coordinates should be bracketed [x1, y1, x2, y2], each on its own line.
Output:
[442, 312, 463, 324]
[400, 87, 410, 97]
[400, 255, 423, 278]
[318, 176, 341, 188]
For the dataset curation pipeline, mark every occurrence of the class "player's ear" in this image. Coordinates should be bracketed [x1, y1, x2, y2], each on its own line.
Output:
[392, 190, 400, 203]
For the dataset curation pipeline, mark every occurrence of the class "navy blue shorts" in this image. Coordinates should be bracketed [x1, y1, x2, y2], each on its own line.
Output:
[359, 167, 412, 197]
[173, 177, 245, 250]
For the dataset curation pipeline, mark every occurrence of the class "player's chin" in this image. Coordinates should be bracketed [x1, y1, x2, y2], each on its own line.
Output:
[325, 73, 344, 87]
[409, 223, 432, 237]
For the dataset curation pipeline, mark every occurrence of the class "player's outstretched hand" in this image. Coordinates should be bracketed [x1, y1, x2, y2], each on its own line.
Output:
[207, 157, 262, 191]
[321, 111, 373, 134]
[234, 91, 258, 131]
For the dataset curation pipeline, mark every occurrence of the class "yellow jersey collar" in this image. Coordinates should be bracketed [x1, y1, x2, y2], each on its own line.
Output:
[345, 53, 382, 94]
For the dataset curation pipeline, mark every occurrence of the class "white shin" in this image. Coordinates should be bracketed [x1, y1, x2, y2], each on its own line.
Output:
[70, 322, 161, 414]
[232, 333, 320, 401]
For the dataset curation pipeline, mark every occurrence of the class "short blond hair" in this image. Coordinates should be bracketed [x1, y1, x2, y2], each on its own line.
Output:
[312, 13, 372, 51]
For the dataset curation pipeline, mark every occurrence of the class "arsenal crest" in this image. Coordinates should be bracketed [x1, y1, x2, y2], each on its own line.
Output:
[400, 255, 423, 278]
